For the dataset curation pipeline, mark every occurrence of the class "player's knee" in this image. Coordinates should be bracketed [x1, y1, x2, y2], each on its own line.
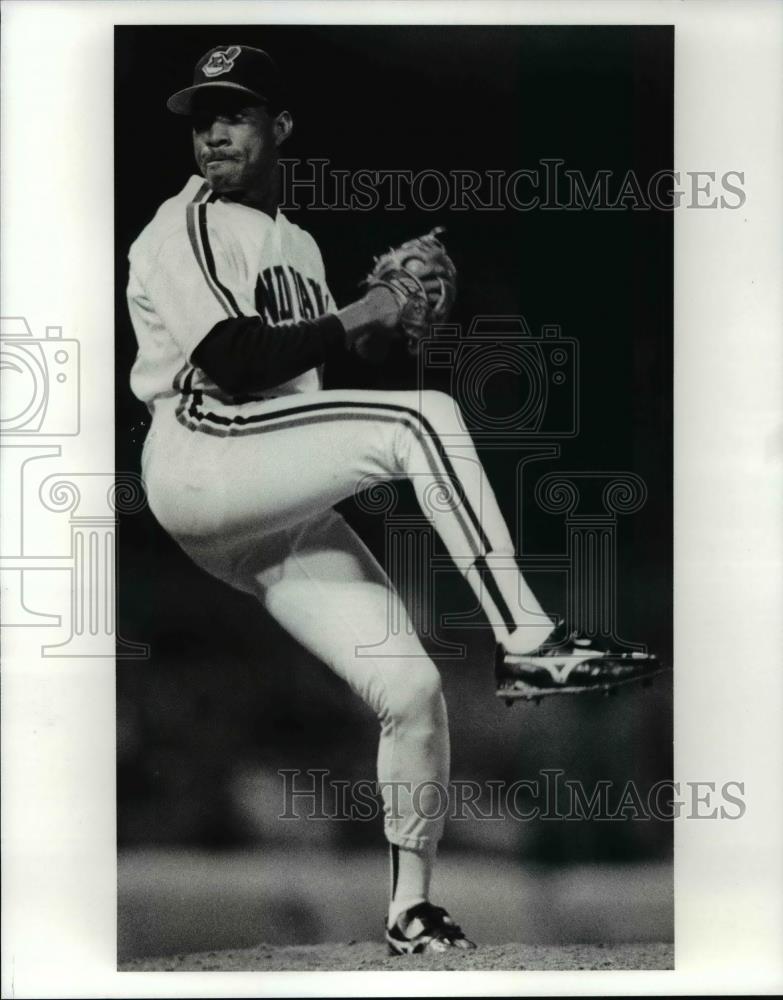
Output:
[383, 664, 444, 727]
[419, 388, 457, 417]
[416, 389, 464, 435]
[389, 390, 463, 465]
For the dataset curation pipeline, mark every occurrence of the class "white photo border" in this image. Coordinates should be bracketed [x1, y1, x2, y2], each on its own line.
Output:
[1, 0, 781, 996]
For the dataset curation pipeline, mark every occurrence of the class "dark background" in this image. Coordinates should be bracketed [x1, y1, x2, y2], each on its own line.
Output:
[115, 24, 673, 954]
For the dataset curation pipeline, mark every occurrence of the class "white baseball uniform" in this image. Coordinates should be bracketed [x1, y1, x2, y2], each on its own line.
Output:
[128, 175, 553, 850]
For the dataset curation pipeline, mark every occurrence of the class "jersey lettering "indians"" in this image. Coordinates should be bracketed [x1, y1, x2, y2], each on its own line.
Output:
[127, 175, 334, 407]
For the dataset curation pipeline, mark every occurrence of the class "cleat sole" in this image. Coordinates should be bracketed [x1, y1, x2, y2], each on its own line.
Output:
[496, 664, 670, 703]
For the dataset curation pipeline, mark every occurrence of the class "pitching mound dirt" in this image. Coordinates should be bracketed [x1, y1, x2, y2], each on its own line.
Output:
[121, 940, 673, 972]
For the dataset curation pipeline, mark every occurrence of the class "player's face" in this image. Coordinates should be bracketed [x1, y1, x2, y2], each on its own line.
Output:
[191, 92, 285, 197]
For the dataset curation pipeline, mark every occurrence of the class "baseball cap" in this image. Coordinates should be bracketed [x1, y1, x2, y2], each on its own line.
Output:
[167, 45, 281, 115]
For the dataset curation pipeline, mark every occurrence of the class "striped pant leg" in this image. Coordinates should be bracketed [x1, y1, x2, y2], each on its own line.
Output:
[174, 385, 554, 650]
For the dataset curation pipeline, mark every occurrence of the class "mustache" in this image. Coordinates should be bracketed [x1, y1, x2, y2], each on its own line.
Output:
[202, 152, 238, 164]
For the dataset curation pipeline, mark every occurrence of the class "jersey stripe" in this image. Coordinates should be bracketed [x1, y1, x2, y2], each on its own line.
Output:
[185, 203, 233, 316]
[197, 202, 243, 316]
[184, 184, 243, 318]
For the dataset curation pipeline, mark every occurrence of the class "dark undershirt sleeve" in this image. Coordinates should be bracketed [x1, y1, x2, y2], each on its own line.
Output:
[191, 314, 348, 394]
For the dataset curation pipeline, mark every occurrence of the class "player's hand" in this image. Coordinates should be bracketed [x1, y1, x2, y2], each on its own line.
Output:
[363, 228, 457, 355]
[336, 286, 404, 364]
[363, 284, 405, 330]
[349, 289, 398, 363]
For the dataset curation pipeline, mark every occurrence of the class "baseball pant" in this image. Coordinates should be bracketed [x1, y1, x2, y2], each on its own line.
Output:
[141, 386, 553, 849]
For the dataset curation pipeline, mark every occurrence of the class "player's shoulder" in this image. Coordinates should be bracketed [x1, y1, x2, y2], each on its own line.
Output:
[129, 176, 212, 263]
[278, 212, 324, 262]
[278, 210, 318, 245]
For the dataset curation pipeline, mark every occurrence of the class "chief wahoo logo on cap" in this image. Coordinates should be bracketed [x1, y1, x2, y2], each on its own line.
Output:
[201, 45, 242, 78]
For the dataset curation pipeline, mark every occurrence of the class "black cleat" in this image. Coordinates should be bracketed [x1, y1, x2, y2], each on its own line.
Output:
[386, 902, 476, 955]
[496, 620, 667, 703]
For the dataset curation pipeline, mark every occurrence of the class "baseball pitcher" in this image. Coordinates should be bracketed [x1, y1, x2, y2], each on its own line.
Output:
[127, 45, 662, 954]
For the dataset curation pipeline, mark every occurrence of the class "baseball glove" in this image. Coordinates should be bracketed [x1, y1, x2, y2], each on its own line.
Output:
[364, 227, 457, 353]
